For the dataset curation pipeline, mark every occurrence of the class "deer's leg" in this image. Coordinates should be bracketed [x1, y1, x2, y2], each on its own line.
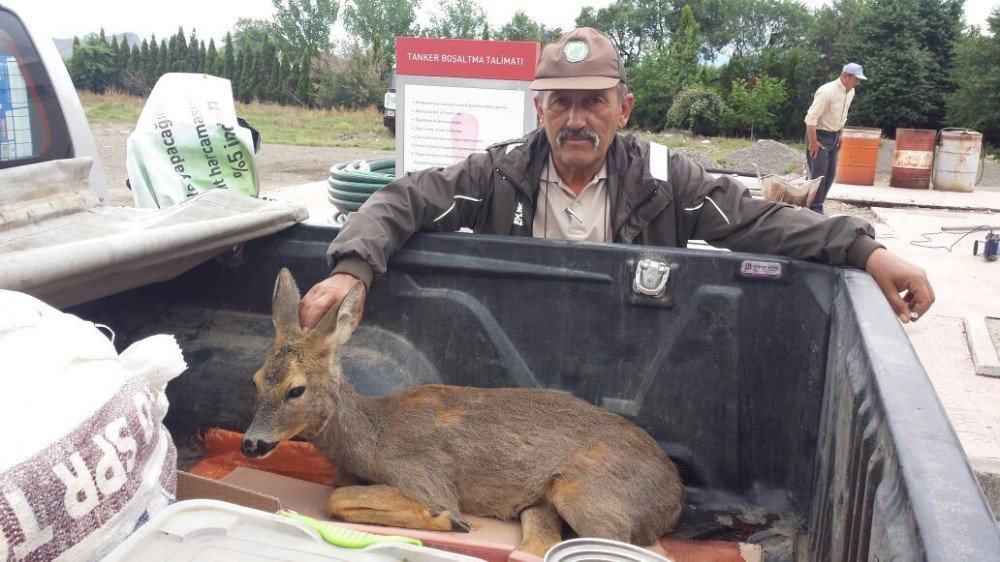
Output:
[327, 484, 470, 532]
[516, 503, 563, 557]
[332, 470, 363, 488]
[546, 443, 679, 547]
[546, 473, 631, 541]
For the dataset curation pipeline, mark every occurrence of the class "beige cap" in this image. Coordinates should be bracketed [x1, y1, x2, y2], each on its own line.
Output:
[530, 27, 626, 91]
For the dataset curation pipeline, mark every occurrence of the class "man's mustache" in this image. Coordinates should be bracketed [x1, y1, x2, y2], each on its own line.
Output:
[556, 127, 600, 149]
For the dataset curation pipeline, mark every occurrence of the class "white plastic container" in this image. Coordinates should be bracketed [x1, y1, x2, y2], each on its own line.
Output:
[543, 538, 673, 562]
[105, 499, 485, 562]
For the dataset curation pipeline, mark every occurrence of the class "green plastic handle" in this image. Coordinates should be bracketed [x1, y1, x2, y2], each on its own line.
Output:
[279, 510, 423, 549]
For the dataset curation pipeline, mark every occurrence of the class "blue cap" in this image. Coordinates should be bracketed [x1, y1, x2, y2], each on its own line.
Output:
[842, 63, 867, 80]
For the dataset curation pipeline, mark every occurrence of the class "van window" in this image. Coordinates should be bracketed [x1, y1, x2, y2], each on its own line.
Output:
[0, 8, 72, 168]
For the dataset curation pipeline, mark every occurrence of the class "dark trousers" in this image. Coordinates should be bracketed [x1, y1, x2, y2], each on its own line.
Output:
[805, 129, 840, 213]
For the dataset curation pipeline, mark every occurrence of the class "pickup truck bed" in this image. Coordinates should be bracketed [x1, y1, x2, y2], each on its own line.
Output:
[68, 224, 1000, 561]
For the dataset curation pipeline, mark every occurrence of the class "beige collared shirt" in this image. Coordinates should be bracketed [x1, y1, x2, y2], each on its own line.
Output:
[532, 156, 610, 242]
[804, 78, 856, 132]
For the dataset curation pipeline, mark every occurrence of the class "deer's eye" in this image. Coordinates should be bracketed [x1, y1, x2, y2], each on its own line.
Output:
[286, 386, 306, 400]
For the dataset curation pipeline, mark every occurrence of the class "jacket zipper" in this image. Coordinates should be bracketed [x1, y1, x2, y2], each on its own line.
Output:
[613, 187, 659, 241]
[495, 167, 534, 206]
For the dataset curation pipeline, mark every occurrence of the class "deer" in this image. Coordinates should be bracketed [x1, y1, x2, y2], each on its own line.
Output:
[242, 268, 686, 556]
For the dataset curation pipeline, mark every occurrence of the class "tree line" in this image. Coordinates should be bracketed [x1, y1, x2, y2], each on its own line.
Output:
[66, 0, 999, 144]
[69, 28, 315, 106]
[585, 0, 997, 144]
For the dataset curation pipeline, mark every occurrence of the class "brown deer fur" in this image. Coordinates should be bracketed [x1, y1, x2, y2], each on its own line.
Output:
[243, 269, 685, 556]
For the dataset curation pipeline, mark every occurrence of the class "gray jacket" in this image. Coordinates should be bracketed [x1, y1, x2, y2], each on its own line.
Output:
[330, 130, 881, 287]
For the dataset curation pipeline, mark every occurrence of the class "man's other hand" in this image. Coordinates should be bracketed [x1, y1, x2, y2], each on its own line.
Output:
[864, 248, 935, 323]
[808, 139, 822, 157]
[299, 273, 367, 331]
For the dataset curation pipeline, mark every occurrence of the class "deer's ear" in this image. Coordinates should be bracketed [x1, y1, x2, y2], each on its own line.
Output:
[311, 282, 363, 349]
[272, 268, 303, 339]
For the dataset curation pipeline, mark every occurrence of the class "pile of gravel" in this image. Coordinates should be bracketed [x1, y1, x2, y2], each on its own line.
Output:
[723, 139, 807, 176]
[672, 147, 719, 170]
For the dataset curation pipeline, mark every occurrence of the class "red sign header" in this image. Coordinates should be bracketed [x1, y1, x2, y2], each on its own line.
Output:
[395, 37, 540, 81]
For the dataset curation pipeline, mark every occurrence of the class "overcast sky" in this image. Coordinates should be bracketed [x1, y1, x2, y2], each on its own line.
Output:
[7, 0, 996, 42]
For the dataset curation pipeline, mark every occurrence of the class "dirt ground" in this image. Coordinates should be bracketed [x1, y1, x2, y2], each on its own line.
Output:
[92, 123, 995, 223]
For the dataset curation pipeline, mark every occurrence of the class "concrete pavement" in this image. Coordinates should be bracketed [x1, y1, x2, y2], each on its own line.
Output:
[828, 181, 1000, 517]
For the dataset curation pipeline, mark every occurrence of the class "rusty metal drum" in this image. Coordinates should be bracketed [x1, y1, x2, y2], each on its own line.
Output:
[933, 128, 983, 192]
[835, 127, 882, 185]
[890, 128, 937, 189]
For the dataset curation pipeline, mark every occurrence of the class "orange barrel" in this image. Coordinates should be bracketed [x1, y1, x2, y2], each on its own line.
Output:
[890, 128, 937, 189]
[835, 127, 882, 185]
[933, 128, 983, 192]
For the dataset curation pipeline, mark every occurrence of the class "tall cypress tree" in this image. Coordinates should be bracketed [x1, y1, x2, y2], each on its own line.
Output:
[118, 35, 131, 69]
[244, 47, 260, 101]
[257, 39, 277, 101]
[286, 62, 300, 105]
[158, 39, 170, 78]
[169, 27, 186, 72]
[295, 52, 313, 107]
[109, 35, 121, 89]
[276, 62, 289, 103]
[128, 43, 141, 74]
[205, 39, 218, 75]
[187, 29, 201, 72]
[223, 33, 236, 79]
[198, 39, 207, 74]
[146, 36, 159, 85]
[665, 5, 701, 95]
[233, 48, 247, 101]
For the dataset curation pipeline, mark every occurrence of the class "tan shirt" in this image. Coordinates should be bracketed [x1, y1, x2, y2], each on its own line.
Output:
[804, 78, 856, 132]
[532, 156, 610, 242]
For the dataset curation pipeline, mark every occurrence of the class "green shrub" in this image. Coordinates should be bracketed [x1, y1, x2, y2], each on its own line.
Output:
[314, 43, 388, 110]
[666, 87, 727, 136]
[724, 75, 787, 138]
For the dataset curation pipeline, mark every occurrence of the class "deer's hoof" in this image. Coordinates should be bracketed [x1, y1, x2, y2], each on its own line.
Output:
[427, 508, 470, 532]
[449, 515, 471, 532]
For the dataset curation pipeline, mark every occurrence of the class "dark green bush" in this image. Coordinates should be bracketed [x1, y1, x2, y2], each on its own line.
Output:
[666, 87, 727, 136]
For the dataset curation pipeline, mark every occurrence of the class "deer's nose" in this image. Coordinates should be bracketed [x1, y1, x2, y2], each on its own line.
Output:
[241, 438, 277, 457]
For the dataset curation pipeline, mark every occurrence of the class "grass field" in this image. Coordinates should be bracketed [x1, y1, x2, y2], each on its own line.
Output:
[78, 90, 395, 150]
[635, 131, 754, 164]
[79, 90, 810, 163]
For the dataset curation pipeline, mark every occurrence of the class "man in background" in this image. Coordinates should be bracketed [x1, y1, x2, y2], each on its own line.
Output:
[804, 62, 866, 214]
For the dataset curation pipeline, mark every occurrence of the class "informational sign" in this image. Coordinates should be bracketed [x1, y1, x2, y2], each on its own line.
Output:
[396, 37, 538, 81]
[394, 37, 540, 176]
[402, 84, 525, 172]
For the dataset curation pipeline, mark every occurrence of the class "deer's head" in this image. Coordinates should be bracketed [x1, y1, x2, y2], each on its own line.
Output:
[242, 268, 362, 458]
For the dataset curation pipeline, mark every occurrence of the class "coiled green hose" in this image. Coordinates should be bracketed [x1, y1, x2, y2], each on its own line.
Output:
[327, 158, 396, 221]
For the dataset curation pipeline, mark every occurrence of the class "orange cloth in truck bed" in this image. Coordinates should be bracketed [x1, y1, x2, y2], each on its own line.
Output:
[189, 428, 336, 485]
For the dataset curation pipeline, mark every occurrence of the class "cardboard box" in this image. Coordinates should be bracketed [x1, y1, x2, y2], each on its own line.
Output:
[177, 468, 762, 562]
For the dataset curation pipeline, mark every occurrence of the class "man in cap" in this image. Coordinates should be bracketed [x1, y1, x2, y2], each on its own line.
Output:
[804, 63, 867, 214]
[301, 31, 932, 331]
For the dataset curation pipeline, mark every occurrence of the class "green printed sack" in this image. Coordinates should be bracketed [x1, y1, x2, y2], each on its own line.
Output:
[126, 73, 259, 208]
